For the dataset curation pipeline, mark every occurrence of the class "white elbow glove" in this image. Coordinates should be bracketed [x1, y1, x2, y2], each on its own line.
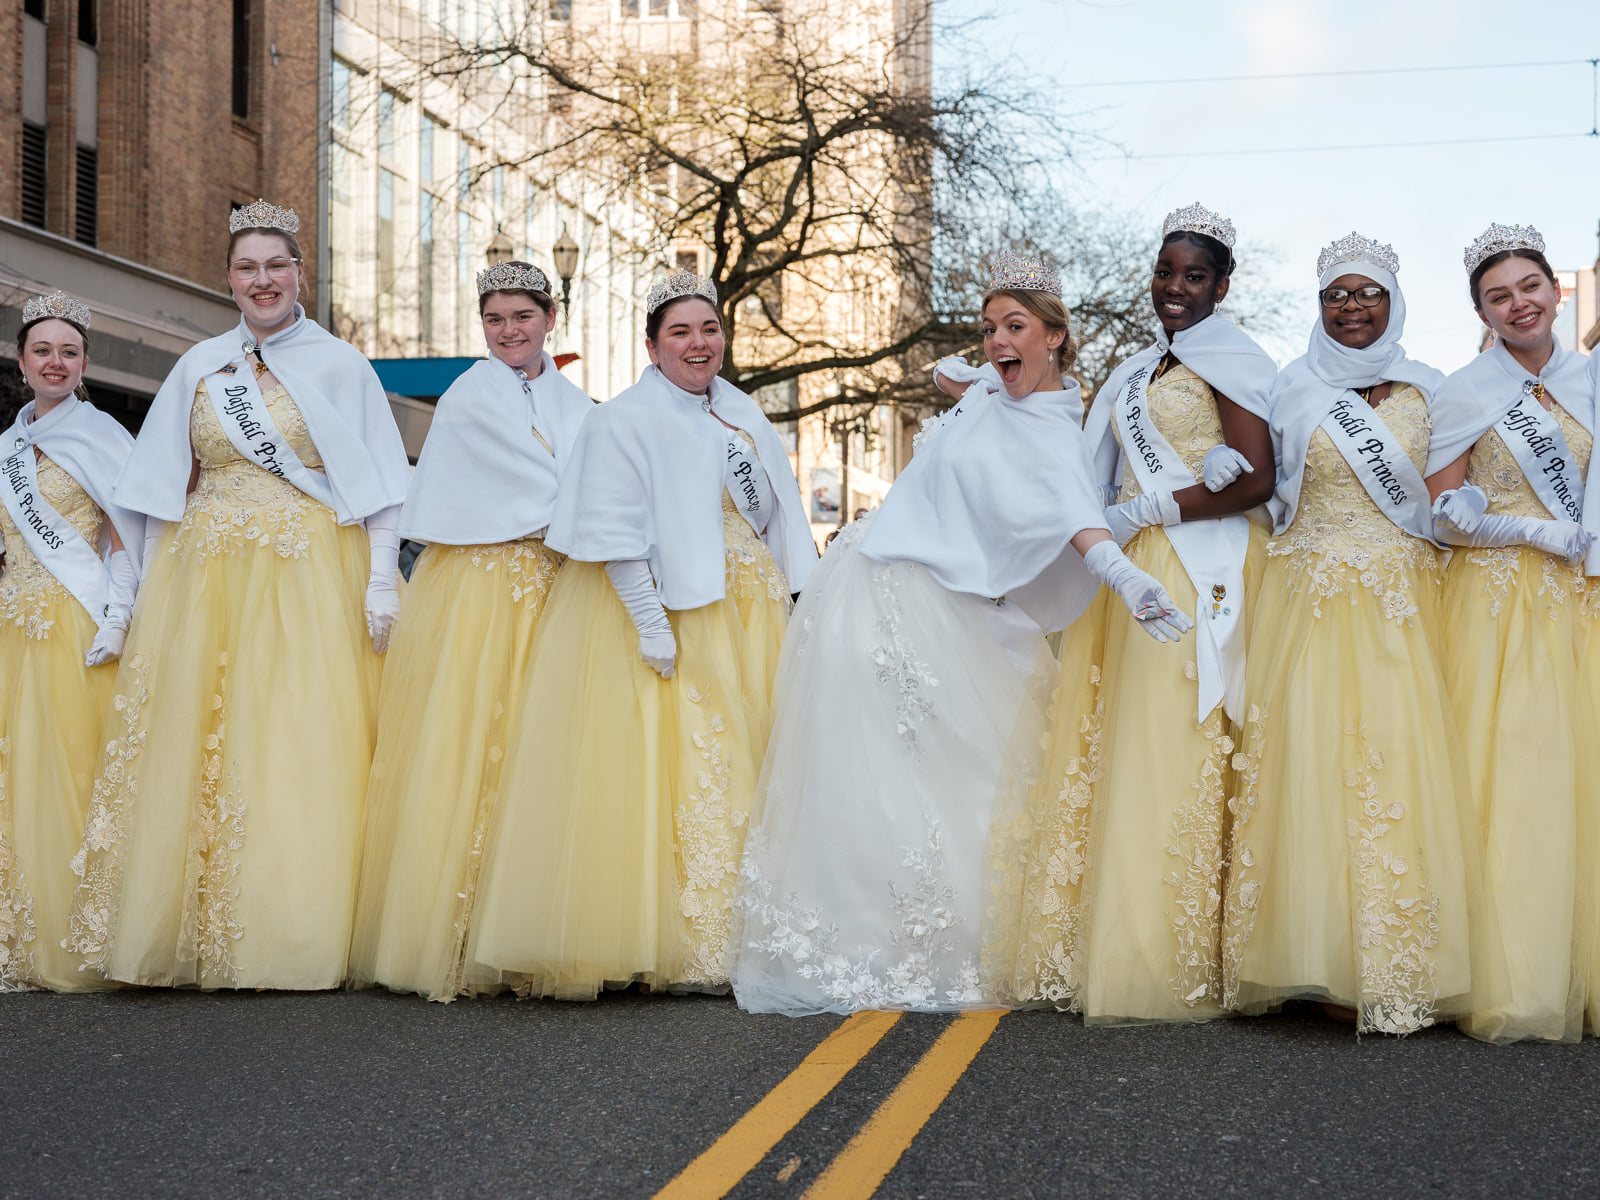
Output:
[85, 550, 138, 668]
[1431, 484, 1593, 562]
[142, 518, 168, 565]
[606, 559, 676, 678]
[1200, 445, 1254, 493]
[1083, 540, 1195, 643]
[365, 506, 403, 655]
[1104, 489, 1181, 548]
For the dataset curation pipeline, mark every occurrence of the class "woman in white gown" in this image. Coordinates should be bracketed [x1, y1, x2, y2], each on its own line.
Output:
[730, 253, 1193, 1016]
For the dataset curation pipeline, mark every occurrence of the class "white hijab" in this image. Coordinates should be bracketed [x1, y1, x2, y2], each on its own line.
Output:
[400, 352, 594, 545]
[1269, 262, 1446, 533]
[860, 363, 1105, 634]
[1084, 312, 1277, 488]
[2, 397, 147, 573]
[114, 306, 411, 525]
[544, 365, 817, 609]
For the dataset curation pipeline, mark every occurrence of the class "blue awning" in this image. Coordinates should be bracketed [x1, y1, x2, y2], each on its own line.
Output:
[369, 357, 478, 400]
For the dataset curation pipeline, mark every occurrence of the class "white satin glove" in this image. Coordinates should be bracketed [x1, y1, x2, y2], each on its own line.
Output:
[365, 506, 402, 655]
[1083, 540, 1195, 643]
[85, 550, 138, 667]
[1200, 445, 1254, 493]
[141, 517, 167, 566]
[606, 559, 676, 678]
[1432, 486, 1593, 562]
[1104, 490, 1181, 548]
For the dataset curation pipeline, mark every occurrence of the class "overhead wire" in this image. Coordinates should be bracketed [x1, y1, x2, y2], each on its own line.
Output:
[1068, 57, 1592, 88]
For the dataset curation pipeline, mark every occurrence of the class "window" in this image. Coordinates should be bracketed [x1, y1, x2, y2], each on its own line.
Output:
[420, 115, 436, 183]
[548, 0, 570, 18]
[492, 164, 504, 219]
[420, 193, 437, 348]
[675, 250, 699, 272]
[231, 0, 250, 119]
[24, 0, 45, 20]
[77, 0, 95, 43]
[21, 123, 47, 228]
[457, 142, 471, 203]
[649, 0, 668, 14]
[378, 89, 396, 160]
[620, 0, 639, 15]
[330, 59, 351, 134]
[378, 168, 397, 329]
[74, 144, 96, 244]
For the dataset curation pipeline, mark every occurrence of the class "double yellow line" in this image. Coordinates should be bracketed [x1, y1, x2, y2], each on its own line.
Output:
[654, 1009, 1004, 1200]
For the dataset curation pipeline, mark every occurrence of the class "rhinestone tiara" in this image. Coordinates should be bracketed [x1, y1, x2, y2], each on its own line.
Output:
[1162, 201, 1236, 250]
[1317, 231, 1400, 280]
[229, 198, 300, 236]
[1463, 222, 1545, 274]
[646, 267, 717, 316]
[21, 290, 91, 330]
[477, 261, 552, 296]
[988, 250, 1062, 298]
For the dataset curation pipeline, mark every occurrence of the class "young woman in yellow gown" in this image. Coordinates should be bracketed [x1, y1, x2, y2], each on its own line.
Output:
[1221, 233, 1501, 1035]
[1428, 224, 1600, 1043]
[62, 200, 412, 990]
[463, 269, 818, 999]
[987, 204, 1277, 1023]
[348, 262, 594, 1001]
[0, 293, 144, 991]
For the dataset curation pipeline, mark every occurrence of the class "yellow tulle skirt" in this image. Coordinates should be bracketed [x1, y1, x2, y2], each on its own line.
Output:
[1222, 549, 1498, 1036]
[63, 502, 382, 990]
[348, 538, 564, 1001]
[987, 522, 1264, 1024]
[465, 513, 791, 1000]
[1444, 549, 1599, 1043]
[0, 591, 117, 991]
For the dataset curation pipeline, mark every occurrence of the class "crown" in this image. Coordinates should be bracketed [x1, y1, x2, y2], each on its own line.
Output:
[1317, 231, 1400, 280]
[1162, 201, 1236, 250]
[989, 250, 1062, 298]
[477, 261, 552, 296]
[21, 290, 91, 330]
[229, 198, 300, 236]
[646, 267, 717, 315]
[1463, 222, 1545, 274]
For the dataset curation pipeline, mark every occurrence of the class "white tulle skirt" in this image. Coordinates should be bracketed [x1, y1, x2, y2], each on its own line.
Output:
[730, 519, 1056, 1016]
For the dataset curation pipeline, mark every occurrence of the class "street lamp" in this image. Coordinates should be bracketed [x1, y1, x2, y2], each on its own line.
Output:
[551, 225, 579, 326]
[485, 227, 515, 266]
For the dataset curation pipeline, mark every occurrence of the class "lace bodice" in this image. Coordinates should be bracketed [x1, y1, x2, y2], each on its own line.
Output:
[169, 381, 330, 562]
[720, 428, 790, 604]
[0, 452, 104, 637]
[1267, 384, 1442, 623]
[1462, 398, 1593, 618]
[1465, 399, 1592, 520]
[1114, 362, 1223, 497]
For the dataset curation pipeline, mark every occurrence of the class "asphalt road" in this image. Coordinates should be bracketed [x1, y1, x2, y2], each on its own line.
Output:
[2, 988, 1596, 1198]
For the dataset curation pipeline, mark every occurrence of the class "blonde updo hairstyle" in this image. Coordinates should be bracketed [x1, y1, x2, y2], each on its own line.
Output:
[981, 287, 1079, 373]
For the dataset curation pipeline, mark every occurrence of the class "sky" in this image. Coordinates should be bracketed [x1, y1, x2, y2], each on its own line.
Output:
[957, 0, 1600, 371]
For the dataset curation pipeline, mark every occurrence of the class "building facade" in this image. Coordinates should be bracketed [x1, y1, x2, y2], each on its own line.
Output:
[1, 0, 323, 426]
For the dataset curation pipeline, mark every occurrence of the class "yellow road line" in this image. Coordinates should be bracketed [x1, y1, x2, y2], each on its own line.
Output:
[801, 1010, 1005, 1200]
[653, 1009, 902, 1200]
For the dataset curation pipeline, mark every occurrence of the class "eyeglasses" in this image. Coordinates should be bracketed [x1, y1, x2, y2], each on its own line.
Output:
[229, 257, 301, 281]
[1319, 284, 1388, 309]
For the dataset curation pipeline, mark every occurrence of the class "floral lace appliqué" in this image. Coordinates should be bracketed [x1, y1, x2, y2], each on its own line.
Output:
[738, 813, 985, 1011]
[0, 735, 41, 990]
[675, 682, 746, 987]
[1269, 386, 1442, 624]
[1461, 401, 1592, 621]
[1344, 716, 1440, 1036]
[1165, 708, 1233, 1006]
[1114, 362, 1224, 497]
[436, 538, 565, 608]
[1220, 703, 1267, 1010]
[64, 653, 154, 971]
[867, 562, 939, 755]
[0, 456, 105, 641]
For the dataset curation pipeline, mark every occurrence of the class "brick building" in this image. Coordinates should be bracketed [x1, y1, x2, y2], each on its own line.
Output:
[0, 0, 321, 428]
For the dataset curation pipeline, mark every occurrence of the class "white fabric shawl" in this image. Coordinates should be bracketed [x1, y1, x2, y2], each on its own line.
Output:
[1426, 336, 1595, 476]
[1084, 313, 1277, 486]
[400, 353, 594, 545]
[115, 306, 410, 524]
[2, 397, 147, 574]
[1269, 264, 1446, 533]
[544, 365, 817, 609]
[859, 376, 1105, 634]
